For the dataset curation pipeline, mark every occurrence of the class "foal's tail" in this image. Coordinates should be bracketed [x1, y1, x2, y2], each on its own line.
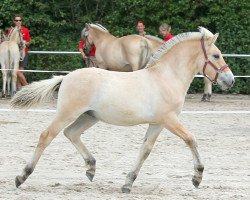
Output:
[11, 76, 64, 109]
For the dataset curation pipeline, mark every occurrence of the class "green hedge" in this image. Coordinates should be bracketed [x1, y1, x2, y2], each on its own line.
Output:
[0, 0, 249, 94]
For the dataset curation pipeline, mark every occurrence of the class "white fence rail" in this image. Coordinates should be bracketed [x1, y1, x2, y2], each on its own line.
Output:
[1, 51, 249, 78]
[28, 51, 250, 58]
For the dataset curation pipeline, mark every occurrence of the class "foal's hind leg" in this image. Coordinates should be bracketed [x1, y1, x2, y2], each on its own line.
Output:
[164, 115, 204, 188]
[15, 114, 76, 188]
[63, 112, 98, 181]
[121, 124, 163, 193]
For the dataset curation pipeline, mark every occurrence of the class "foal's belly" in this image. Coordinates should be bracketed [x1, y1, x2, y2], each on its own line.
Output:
[90, 108, 156, 126]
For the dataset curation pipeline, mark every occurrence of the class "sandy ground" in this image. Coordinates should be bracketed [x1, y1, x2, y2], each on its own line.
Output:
[0, 94, 249, 200]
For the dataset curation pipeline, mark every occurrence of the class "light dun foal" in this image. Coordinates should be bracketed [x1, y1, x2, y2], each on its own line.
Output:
[11, 27, 234, 193]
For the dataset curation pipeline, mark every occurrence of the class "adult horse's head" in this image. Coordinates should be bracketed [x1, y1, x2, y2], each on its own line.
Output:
[8, 26, 25, 60]
[197, 27, 234, 90]
[81, 23, 109, 55]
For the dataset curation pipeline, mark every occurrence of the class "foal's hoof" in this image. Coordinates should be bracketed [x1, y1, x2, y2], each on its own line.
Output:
[15, 176, 23, 188]
[192, 177, 200, 188]
[121, 185, 131, 194]
[86, 171, 94, 182]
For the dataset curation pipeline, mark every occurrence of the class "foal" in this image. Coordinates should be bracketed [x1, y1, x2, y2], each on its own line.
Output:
[11, 27, 234, 193]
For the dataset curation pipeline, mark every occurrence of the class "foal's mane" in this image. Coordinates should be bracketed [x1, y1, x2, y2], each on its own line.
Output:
[145, 27, 214, 68]
[89, 23, 109, 33]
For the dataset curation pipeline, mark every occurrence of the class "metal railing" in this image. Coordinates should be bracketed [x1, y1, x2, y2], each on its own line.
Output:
[1, 51, 249, 78]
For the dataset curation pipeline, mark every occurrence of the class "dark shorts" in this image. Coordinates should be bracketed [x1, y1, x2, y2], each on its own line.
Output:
[20, 54, 29, 69]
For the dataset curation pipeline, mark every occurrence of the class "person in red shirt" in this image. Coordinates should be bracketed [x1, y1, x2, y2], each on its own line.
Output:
[159, 23, 174, 42]
[7, 14, 30, 88]
[78, 38, 97, 68]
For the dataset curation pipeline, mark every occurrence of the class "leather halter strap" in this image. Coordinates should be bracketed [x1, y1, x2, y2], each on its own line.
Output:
[83, 32, 94, 56]
[201, 37, 229, 85]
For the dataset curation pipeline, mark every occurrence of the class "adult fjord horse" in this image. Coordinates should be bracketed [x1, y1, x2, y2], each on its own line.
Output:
[0, 26, 25, 97]
[11, 27, 234, 193]
[82, 23, 158, 71]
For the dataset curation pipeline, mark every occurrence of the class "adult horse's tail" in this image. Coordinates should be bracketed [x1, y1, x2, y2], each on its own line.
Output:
[11, 76, 64, 109]
[139, 39, 151, 69]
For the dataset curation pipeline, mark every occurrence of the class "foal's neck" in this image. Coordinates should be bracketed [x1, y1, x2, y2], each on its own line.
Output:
[156, 41, 201, 93]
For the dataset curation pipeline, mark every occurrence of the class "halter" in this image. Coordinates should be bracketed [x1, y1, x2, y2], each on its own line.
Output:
[201, 37, 229, 85]
[82, 31, 94, 56]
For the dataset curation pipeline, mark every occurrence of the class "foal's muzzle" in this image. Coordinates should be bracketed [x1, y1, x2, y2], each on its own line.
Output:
[217, 72, 235, 90]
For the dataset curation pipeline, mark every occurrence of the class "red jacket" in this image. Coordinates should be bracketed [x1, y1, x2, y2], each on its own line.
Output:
[164, 33, 174, 42]
[78, 38, 96, 56]
[7, 26, 30, 53]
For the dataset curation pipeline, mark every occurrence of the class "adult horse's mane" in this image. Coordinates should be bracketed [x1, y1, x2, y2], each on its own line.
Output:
[144, 35, 164, 43]
[146, 27, 214, 68]
[82, 23, 109, 39]
[89, 23, 109, 32]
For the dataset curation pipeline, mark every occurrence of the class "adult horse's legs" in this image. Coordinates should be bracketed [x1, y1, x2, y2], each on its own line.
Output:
[121, 124, 163, 193]
[1, 70, 7, 98]
[164, 115, 204, 188]
[15, 114, 77, 188]
[63, 112, 98, 181]
[201, 77, 212, 102]
[11, 70, 17, 97]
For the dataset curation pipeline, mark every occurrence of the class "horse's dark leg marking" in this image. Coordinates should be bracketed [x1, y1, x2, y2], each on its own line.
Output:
[192, 165, 204, 188]
[85, 159, 96, 181]
[15, 165, 34, 187]
[121, 172, 137, 194]
[201, 93, 211, 102]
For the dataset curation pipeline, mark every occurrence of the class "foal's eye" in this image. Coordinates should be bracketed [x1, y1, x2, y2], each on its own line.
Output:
[213, 54, 220, 59]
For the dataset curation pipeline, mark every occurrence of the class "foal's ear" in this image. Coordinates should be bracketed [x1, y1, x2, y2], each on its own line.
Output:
[208, 33, 219, 45]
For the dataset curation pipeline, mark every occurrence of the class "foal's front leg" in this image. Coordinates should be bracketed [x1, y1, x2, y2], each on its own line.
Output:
[121, 124, 163, 193]
[164, 115, 204, 188]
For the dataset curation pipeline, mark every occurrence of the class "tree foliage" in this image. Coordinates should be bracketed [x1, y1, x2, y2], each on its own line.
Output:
[0, 0, 249, 93]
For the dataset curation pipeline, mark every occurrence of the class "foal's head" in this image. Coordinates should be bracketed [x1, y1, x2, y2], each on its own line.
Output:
[197, 27, 234, 90]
